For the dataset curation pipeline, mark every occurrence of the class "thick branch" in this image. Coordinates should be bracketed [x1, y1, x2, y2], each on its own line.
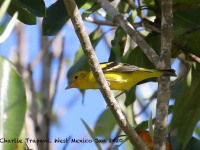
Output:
[64, 0, 148, 149]
[154, 0, 172, 150]
[97, 0, 159, 67]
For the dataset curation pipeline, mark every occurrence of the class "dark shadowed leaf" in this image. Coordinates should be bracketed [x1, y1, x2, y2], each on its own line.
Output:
[124, 33, 158, 68]
[170, 63, 200, 148]
[42, 0, 88, 35]
[185, 137, 200, 150]
[0, 56, 26, 150]
[124, 86, 136, 107]
[117, 0, 131, 14]
[169, 136, 200, 150]
[111, 27, 127, 59]
[12, 0, 45, 17]
[7, 2, 36, 24]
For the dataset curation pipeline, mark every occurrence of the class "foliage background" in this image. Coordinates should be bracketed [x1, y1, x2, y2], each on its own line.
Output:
[0, 0, 200, 150]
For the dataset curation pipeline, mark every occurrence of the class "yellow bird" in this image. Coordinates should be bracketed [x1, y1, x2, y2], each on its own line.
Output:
[66, 62, 176, 91]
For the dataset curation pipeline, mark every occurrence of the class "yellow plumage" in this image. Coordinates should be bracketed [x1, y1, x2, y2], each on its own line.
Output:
[66, 62, 176, 91]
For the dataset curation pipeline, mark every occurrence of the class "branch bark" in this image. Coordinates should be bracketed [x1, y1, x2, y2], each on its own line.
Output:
[64, 0, 148, 149]
[154, 0, 172, 150]
[97, 0, 160, 67]
[15, 22, 38, 150]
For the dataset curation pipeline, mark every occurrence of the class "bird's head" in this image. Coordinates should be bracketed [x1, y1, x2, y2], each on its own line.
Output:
[65, 71, 88, 89]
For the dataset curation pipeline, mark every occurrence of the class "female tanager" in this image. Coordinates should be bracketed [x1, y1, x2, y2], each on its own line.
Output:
[66, 62, 176, 91]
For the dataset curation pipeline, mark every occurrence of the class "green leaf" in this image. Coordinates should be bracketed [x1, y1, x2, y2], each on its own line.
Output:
[124, 86, 136, 107]
[81, 119, 102, 150]
[195, 127, 200, 138]
[123, 33, 158, 68]
[135, 118, 155, 132]
[94, 109, 116, 140]
[169, 136, 200, 150]
[67, 27, 102, 80]
[0, 56, 26, 150]
[7, 2, 36, 25]
[12, 0, 46, 17]
[111, 27, 127, 60]
[117, 0, 131, 14]
[42, 0, 88, 35]
[170, 63, 200, 148]
[185, 137, 200, 150]
[172, 1, 200, 59]
[82, 1, 100, 18]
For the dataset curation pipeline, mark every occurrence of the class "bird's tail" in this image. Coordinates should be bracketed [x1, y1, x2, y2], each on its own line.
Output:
[160, 69, 177, 77]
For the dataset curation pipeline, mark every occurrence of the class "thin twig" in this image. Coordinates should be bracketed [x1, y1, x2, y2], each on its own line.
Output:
[83, 16, 142, 28]
[170, 76, 183, 88]
[83, 16, 117, 26]
[173, 41, 200, 64]
[188, 53, 200, 63]
[135, 100, 152, 117]
[64, 0, 148, 149]
[107, 127, 122, 150]
[181, 26, 200, 36]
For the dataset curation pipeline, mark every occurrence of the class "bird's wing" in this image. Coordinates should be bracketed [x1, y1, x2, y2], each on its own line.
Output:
[100, 62, 153, 73]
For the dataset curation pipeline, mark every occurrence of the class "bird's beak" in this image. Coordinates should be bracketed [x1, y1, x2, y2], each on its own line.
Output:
[65, 83, 74, 90]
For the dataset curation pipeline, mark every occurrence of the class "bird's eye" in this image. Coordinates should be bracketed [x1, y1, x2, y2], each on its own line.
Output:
[74, 75, 78, 80]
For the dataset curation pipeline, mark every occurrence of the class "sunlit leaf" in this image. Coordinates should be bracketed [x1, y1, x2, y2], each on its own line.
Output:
[82, 1, 100, 18]
[0, 56, 26, 150]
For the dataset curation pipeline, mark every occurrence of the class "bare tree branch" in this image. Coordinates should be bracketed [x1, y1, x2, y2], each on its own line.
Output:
[97, 0, 159, 68]
[15, 22, 38, 150]
[37, 36, 52, 150]
[154, 0, 172, 149]
[64, 0, 149, 149]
